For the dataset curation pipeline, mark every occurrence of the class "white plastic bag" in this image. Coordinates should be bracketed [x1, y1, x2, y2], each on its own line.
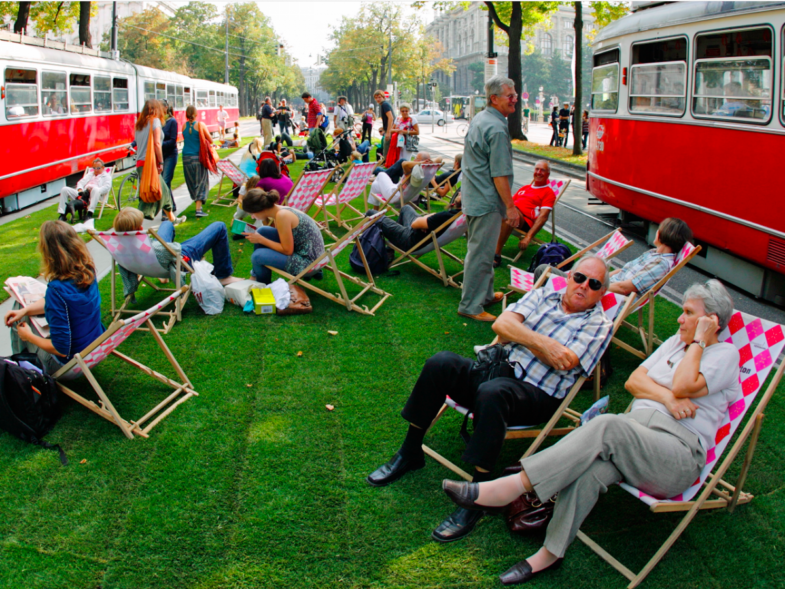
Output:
[224, 279, 265, 308]
[269, 278, 291, 310]
[191, 260, 225, 315]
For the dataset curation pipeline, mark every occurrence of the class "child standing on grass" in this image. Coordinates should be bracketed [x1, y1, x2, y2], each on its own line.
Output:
[232, 175, 261, 241]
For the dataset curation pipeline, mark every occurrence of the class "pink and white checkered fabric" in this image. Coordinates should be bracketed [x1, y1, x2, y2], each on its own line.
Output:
[216, 159, 247, 186]
[287, 169, 334, 213]
[674, 241, 696, 267]
[596, 230, 631, 260]
[318, 162, 376, 207]
[95, 230, 169, 279]
[312, 211, 385, 271]
[511, 267, 535, 292]
[548, 178, 570, 199]
[621, 311, 785, 505]
[59, 291, 184, 379]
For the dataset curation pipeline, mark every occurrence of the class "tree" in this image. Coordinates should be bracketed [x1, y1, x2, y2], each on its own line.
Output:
[520, 49, 550, 100]
[12, 2, 31, 33]
[548, 51, 571, 101]
[78, 1, 91, 47]
[468, 62, 485, 94]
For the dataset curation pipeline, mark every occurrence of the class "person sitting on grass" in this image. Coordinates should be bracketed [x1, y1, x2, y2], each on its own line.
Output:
[366, 255, 614, 544]
[5, 221, 104, 374]
[220, 133, 239, 149]
[493, 160, 555, 268]
[372, 204, 460, 252]
[440, 280, 738, 586]
[533, 217, 693, 296]
[241, 188, 325, 284]
[112, 208, 242, 300]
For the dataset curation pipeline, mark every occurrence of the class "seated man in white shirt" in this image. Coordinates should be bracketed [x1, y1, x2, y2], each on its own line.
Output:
[57, 158, 112, 226]
[368, 151, 441, 208]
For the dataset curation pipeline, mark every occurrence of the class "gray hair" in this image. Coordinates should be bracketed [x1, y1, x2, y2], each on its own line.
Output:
[574, 254, 610, 289]
[683, 279, 734, 331]
[486, 75, 515, 104]
[399, 103, 411, 111]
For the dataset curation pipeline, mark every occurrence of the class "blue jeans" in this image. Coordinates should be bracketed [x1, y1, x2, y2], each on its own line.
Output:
[251, 226, 289, 284]
[162, 153, 178, 211]
[357, 140, 371, 154]
[159, 221, 234, 279]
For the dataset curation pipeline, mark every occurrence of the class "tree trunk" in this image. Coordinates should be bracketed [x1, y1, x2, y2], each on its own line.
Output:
[507, 3, 524, 140]
[14, 2, 31, 34]
[79, 2, 92, 47]
[572, 2, 583, 156]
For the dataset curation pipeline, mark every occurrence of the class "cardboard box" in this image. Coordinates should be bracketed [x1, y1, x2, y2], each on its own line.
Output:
[251, 287, 276, 315]
[231, 218, 257, 235]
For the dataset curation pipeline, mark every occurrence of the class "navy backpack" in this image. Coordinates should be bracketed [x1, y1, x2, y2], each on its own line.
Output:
[349, 222, 394, 275]
[527, 241, 573, 273]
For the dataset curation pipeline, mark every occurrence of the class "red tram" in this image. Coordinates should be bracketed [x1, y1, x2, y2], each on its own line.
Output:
[587, 1, 785, 305]
[0, 31, 238, 213]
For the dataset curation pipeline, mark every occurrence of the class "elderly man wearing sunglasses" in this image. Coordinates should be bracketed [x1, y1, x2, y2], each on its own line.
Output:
[367, 255, 614, 543]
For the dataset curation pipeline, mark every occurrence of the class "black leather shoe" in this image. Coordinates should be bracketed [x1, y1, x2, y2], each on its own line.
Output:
[366, 452, 425, 487]
[442, 480, 505, 514]
[499, 558, 563, 585]
[431, 507, 484, 543]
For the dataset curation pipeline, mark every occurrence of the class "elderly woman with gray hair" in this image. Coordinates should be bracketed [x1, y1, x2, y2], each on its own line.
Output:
[442, 279, 741, 586]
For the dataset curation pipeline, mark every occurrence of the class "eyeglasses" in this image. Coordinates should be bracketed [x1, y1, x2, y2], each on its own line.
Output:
[572, 272, 603, 291]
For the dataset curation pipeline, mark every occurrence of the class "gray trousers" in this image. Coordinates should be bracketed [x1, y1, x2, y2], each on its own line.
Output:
[459, 211, 503, 315]
[521, 409, 705, 557]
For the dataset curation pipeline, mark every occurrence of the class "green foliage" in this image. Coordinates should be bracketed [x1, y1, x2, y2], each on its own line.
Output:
[589, 0, 630, 29]
[467, 62, 485, 94]
[484, 1, 560, 41]
[548, 50, 572, 99]
[521, 49, 551, 97]
[0, 1, 94, 36]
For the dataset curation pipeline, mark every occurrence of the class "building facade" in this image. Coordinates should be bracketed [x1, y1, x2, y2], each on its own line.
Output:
[426, 3, 595, 96]
[299, 65, 329, 103]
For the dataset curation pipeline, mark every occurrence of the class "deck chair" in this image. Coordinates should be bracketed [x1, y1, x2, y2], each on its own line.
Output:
[423, 168, 461, 212]
[313, 161, 377, 238]
[613, 241, 703, 360]
[506, 178, 571, 264]
[422, 277, 636, 482]
[266, 211, 392, 316]
[374, 163, 443, 216]
[577, 311, 785, 588]
[281, 168, 334, 214]
[212, 159, 248, 207]
[88, 228, 193, 334]
[96, 165, 118, 220]
[53, 288, 198, 440]
[388, 212, 468, 288]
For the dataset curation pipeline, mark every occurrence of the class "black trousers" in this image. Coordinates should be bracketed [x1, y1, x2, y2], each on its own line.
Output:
[361, 122, 373, 143]
[401, 351, 563, 472]
[550, 123, 559, 146]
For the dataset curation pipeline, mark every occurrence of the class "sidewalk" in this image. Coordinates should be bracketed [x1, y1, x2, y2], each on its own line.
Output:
[0, 146, 247, 356]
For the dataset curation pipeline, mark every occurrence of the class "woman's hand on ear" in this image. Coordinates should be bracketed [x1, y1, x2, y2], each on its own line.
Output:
[695, 315, 719, 342]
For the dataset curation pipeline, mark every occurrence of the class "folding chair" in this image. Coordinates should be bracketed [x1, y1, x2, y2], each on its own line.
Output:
[212, 159, 248, 207]
[266, 211, 392, 316]
[375, 163, 443, 216]
[613, 241, 702, 359]
[53, 288, 198, 440]
[281, 168, 334, 214]
[97, 165, 119, 220]
[506, 178, 571, 264]
[422, 277, 636, 481]
[312, 161, 377, 238]
[423, 168, 461, 212]
[388, 212, 468, 288]
[577, 310, 785, 588]
[88, 228, 193, 334]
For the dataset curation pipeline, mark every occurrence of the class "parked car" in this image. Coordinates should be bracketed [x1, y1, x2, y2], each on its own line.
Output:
[414, 108, 455, 126]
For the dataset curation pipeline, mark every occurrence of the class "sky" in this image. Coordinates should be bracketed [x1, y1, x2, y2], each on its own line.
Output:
[254, 1, 430, 68]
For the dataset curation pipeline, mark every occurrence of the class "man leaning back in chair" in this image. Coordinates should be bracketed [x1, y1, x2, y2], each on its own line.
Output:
[366, 255, 614, 542]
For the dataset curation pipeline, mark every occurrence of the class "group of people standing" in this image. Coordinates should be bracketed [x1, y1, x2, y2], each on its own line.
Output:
[549, 102, 590, 149]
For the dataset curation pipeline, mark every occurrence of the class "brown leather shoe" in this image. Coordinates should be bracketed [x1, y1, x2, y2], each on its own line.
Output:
[488, 292, 504, 305]
[457, 311, 497, 322]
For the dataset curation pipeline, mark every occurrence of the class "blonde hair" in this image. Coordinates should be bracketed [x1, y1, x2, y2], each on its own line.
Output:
[38, 221, 96, 289]
[351, 151, 362, 161]
[114, 207, 145, 232]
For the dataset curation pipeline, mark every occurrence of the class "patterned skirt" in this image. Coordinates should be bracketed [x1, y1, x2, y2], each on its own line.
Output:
[183, 155, 209, 202]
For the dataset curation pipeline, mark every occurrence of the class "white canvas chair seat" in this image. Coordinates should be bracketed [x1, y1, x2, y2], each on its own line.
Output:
[266, 211, 392, 316]
[212, 159, 249, 207]
[507, 178, 571, 264]
[422, 278, 635, 482]
[89, 228, 193, 335]
[283, 168, 334, 214]
[53, 288, 198, 439]
[577, 311, 785, 588]
[97, 165, 118, 220]
[313, 162, 376, 237]
[388, 212, 468, 288]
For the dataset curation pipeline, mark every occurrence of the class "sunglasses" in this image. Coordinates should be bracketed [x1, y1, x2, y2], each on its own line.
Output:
[572, 272, 603, 291]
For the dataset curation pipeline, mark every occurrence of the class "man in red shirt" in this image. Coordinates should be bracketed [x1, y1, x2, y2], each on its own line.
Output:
[301, 92, 323, 135]
[494, 160, 556, 267]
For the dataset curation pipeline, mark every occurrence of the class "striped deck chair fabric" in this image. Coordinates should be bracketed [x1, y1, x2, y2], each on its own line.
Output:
[315, 162, 377, 235]
[284, 168, 334, 213]
[213, 159, 248, 206]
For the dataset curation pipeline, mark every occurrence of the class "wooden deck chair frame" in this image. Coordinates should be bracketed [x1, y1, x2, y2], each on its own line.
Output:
[420, 168, 460, 213]
[53, 288, 198, 440]
[422, 279, 636, 482]
[576, 321, 785, 588]
[266, 212, 392, 316]
[613, 244, 702, 360]
[96, 165, 119, 220]
[505, 178, 571, 264]
[212, 159, 248, 207]
[312, 162, 376, 238]
[374, 163, 444, 219]
[387, 211, 467, 288]
[88, 227, 194, 335]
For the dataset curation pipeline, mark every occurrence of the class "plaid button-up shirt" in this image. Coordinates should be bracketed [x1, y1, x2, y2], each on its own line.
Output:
[611, 249, 674, 294]
[506, 288, 613, 399]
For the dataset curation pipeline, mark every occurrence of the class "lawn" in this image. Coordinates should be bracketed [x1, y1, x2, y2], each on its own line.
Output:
[511, 140, 589, 167]
[1, 160, 784, 589]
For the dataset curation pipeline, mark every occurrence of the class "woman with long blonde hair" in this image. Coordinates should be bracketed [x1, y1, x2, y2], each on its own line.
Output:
[135, 99, 180, 224]
[4, 221, 104, 373]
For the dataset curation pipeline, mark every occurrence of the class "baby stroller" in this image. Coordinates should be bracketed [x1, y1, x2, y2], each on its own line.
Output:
[256, 150, 291, 178]
[304, 128, 344, 183]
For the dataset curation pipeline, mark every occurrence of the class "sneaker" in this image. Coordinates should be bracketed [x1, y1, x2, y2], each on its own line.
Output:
[195, 210, 209, 218]
[174, 216, 187, 225]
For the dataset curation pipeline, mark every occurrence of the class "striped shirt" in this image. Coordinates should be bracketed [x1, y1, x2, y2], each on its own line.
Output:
[506, 287, 613, 399]
[612, 249, 674, 294]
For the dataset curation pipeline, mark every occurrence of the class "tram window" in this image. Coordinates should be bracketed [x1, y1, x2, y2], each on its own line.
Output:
[41, 71, 68, 116]
[184, 87, 192, 106]
[176, 84, 184, 109]
[629, 38, 687, 116]
[693, 28, 772, 123]
[196, 89, 208, 108]
[144, 81, 155, 102]
[209, 90, 216, 108]
[166, 83, 175, 108]
[113, 78, 129, 111]
[93, 76, 111, 112]
[591, 65, 619, 112]
[155, 82, 166, 101]
[69, 73, 91, 114]
[4, 68, 38, 119]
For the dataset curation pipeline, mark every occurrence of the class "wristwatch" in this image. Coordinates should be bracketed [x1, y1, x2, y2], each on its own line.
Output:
[692, 340, 706, 349]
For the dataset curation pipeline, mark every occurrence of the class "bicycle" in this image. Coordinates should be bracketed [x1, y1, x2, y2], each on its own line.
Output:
[117, 167, 140, 207]
[456, 122, 469, 137]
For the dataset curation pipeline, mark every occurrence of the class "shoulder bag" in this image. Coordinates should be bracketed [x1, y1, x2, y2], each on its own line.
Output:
[139, 121, 162, 203]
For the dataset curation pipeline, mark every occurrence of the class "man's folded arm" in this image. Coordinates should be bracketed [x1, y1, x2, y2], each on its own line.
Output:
[493, 310, 579, 371]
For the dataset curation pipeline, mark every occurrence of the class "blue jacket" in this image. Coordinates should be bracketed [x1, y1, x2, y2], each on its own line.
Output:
[162, 117, 179, 159]
[44, 278, 105, 363]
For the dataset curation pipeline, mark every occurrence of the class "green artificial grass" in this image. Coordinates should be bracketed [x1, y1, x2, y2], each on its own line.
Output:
[1, 159, 784, 589]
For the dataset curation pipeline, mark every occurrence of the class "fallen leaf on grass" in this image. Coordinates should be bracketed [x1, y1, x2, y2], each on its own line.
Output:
[24, 215, 31, 219]
[463, 323, 467, 326]
[444, 332, 450, 335]
[327, 330, 338, 336]
[246, 384, 253, 388]
[238, 249, 243, 253]
[326, 404, 335, 411]
[297, 351, 303, 357]
[80, 459, 87, 464]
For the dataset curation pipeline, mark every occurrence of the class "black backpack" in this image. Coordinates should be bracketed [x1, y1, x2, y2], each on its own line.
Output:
[350, 221, 394, 275]
[0, 354, 67, 464]
[527, 241, 573, 273]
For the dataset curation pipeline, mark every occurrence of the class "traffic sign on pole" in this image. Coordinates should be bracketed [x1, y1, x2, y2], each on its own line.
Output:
[522, 92, 529, 100]
[384, 91, 390, 98]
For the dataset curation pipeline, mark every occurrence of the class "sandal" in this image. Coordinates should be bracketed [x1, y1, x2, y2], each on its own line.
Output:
[493, 254, 502, 268]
